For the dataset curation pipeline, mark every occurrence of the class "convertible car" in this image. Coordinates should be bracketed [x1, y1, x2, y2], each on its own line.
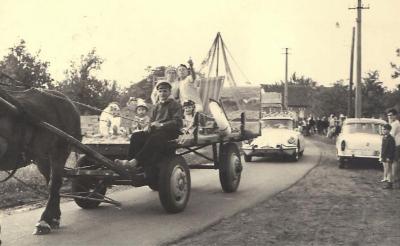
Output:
[336, 118, 386, 168]
[242, 115, 305, 162]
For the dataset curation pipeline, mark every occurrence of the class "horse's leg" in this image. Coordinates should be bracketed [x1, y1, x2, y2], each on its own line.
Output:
[34, 152, 67, 235]
[36, 159, 51, 184]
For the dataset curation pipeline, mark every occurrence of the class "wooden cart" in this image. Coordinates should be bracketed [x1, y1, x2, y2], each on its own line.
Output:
[63, 112, 259, 213]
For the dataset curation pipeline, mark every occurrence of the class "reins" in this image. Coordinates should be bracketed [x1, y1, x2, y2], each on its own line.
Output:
[0, 168, 17, 183]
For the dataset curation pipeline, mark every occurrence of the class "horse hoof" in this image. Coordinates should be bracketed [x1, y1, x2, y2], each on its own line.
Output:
[49, 218, 60, 229]
[33, 221, 51, 235]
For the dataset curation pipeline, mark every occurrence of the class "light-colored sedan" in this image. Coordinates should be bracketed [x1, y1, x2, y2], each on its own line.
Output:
[336, 118, 386, 168]
[242, 116, 305, 162]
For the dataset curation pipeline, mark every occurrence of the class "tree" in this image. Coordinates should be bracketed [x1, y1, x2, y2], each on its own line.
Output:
[289, 72, 317, 87]
[0, 39, 53, 89]
[312, 80, 348, 117]
[391, 48, 400, 79]
[361, 70, 386, 117]
[56, 49, 121, 112]
[120, 65, 166, 105]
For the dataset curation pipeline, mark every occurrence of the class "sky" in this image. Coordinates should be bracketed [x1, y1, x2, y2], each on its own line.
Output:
[0, 0, 399, 89]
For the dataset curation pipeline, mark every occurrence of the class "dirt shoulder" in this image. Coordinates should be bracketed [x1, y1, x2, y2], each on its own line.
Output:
[170, 136, 400, 246]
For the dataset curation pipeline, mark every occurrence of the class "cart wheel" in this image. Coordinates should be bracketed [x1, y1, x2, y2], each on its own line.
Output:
[158, 156, 191, 213]
[244, 154, 252, 162]
[72, 156, 107, 209]
[145, 166, 159, 191]
[219, 143, 242, 193]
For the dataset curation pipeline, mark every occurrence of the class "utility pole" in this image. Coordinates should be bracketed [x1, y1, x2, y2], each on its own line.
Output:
[349, 0, 369, 118]
[283, 48, 290, 111]
[348, 27, 356, 118]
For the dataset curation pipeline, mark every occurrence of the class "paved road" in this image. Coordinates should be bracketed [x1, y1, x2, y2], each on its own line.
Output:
[1, 140, 322, 246]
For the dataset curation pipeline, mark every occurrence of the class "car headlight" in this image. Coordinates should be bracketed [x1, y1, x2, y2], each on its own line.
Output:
[288, 137, 296, 144]
[341, 140, 346, 151]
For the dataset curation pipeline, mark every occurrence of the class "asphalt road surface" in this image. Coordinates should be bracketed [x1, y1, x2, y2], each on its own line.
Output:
[0, 140, 322, 246]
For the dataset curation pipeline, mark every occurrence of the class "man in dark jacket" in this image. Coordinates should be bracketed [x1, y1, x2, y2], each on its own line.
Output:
[381, 123, 396, 189]
[115, 80, 182, 171]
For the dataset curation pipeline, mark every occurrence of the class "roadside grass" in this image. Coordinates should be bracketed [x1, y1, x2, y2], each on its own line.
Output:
[0, 155, 78, 209]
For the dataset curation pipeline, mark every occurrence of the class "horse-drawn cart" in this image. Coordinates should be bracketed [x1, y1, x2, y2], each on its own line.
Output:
[0, 86, 259, 234]
[63, 109, 259, 213]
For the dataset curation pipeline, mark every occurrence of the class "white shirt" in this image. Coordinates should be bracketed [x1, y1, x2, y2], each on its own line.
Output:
[179, 76, 203, 112]
[390, 120, 400, 146]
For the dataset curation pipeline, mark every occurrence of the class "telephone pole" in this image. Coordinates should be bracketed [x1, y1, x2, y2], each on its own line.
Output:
[283, 48, 290, 110]
[348, 27, 355, 118]
[349, 0, 369, 118]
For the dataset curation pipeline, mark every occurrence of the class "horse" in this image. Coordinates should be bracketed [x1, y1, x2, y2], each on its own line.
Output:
[0, 88, 81, 235]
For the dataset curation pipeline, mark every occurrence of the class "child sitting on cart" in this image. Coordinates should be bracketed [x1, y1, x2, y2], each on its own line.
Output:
[130, 100, 150, 133]
[181, 100, 196, 135]
[115, 80, 182, 172]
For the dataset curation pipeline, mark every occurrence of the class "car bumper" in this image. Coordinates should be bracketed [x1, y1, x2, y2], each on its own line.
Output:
[243, 146, 297, 157]
[337, 150, 380, 160]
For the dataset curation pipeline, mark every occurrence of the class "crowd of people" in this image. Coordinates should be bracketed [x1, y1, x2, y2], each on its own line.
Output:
[297, 114, 346, 139]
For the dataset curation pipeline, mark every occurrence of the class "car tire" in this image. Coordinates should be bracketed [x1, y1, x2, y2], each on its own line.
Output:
[290, 142, 301, 162]
[290, 150, 300, 162]
[338, 157, 346, 169]
[244, 154, 252, 162]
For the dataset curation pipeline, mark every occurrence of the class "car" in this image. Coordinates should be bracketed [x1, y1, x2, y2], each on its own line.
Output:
[242, 114, 305, 162]
[336, 118, 386, 168]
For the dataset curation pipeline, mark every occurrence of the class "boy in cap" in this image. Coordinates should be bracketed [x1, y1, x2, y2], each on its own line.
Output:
[115, 80, 182, 172]
[150, 66, 179, 104]
[381, 123, 396, 189]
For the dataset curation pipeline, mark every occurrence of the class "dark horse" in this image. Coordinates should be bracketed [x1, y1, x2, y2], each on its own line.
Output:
[0, 88, 81, 235]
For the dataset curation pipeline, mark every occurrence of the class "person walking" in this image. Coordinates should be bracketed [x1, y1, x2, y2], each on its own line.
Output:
[387, 109, 400, 188]
[380, 124, 396, 189]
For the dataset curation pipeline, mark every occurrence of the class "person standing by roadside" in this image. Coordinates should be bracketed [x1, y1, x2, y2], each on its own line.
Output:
[321, 116, 329, 135]
[380, 124, 396, 189]
[387, 109, 400, 188]
[327, 114, 336, 138]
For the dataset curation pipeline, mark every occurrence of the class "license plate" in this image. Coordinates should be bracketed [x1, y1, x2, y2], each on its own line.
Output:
[353, 150, 373, 156]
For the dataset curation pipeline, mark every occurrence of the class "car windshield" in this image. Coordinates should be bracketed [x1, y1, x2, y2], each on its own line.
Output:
[261, 119, 293, 130]
[342, 122, 383, 134]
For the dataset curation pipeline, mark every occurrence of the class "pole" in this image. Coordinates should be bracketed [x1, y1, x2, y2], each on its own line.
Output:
[350, 0, 369, 118]
[216, 33, 220, 77]
[348, 27, 355, 118]
[284, 48, 289, 110]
